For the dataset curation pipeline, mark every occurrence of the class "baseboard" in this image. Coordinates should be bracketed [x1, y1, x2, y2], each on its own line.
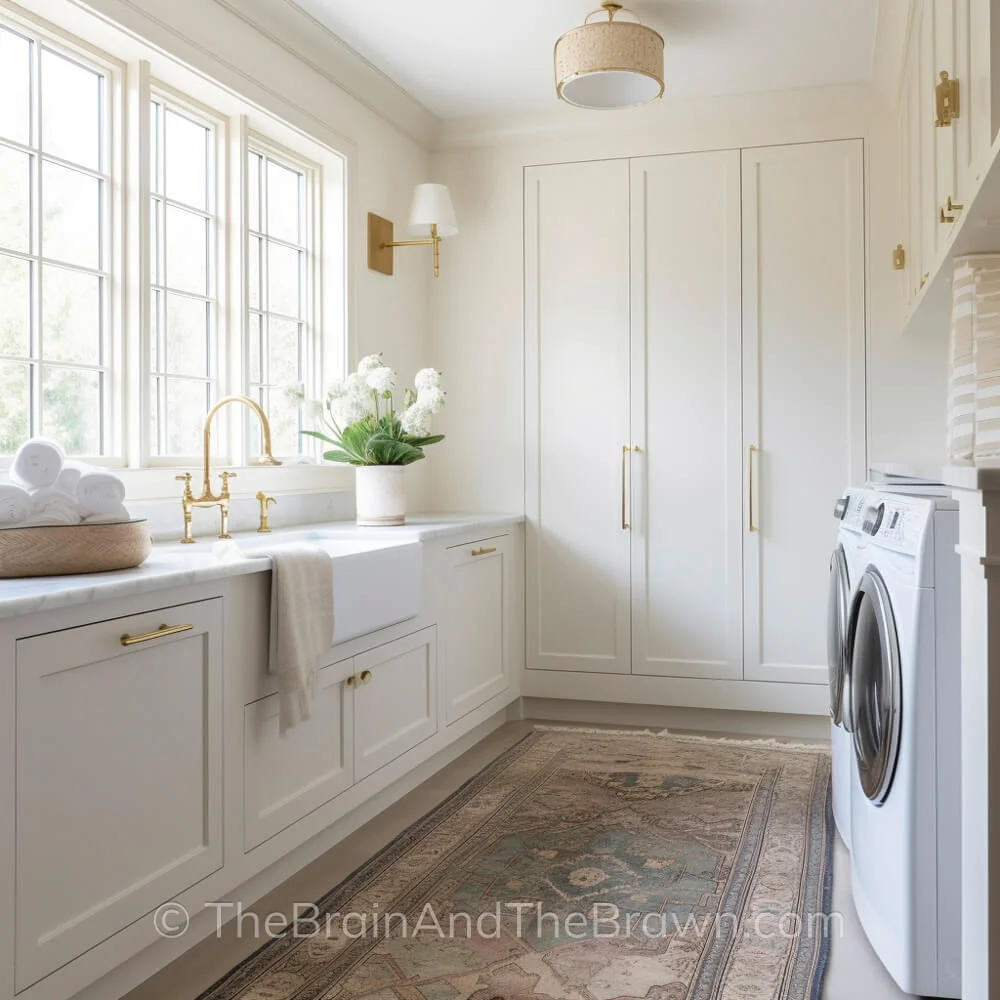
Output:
[521, 698, 831, 741]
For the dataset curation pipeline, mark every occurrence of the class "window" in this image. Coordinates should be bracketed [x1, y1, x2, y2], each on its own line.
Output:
[246, 142, 314, 458]
[0, 24, 112, 457]
[0, 5, 347, 491]
[148, 94, 220, 459]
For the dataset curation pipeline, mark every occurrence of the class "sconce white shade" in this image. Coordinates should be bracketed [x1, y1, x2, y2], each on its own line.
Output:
[408, 183, 459, 238]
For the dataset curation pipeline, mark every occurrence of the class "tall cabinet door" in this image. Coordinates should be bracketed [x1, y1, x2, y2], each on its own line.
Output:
[525, 160, 632, 674]
[741, 140, 867, 685]
[629, 151, 743, 680]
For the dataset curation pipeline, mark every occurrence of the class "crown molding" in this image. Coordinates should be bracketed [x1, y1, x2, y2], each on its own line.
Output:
[212, 0, 439, 148]
[433, 83, 873, 152]
[75, 0, 439, 149]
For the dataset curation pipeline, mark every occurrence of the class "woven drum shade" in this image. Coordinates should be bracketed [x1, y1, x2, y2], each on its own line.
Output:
[555, 8, 664, 110]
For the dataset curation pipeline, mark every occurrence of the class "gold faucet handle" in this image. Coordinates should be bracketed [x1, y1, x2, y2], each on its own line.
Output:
[174, 472, 194, 500]
[255, 491, 276, 534]
[219, 471, 237, 498]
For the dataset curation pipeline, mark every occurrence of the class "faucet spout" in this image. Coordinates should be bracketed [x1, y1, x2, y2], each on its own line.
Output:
[199, 395, 282, 500]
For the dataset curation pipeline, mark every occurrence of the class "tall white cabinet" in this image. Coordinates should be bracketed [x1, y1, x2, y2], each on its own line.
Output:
[525, 139, 866, 711]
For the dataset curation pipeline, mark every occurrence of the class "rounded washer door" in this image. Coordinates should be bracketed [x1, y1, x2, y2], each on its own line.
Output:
[849, 569, 903, 805]
[827, 546, 851, 727]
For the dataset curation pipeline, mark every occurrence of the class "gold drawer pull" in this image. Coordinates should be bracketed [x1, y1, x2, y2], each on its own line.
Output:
[346, 674, 356, 687]
[471, 546, 497, 556]
[346, 670, 373, 688]
[120, 623, 193, 647]
[361, 669, 373, 684]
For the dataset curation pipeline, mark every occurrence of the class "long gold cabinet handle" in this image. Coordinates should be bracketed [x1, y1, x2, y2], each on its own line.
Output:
[748, 445, 759, 534]
[621, 445, 630, 530]
[120, 623, 194, 647]
[471, 547, 497, 556]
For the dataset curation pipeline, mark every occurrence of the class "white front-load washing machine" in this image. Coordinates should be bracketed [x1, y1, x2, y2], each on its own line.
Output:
[846, 490, 961, 997]
[828, 488, 872, 851]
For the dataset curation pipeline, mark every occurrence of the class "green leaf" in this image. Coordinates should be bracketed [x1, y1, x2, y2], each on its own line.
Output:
[405, 433, 445, 448]
[301, 429, 338, 445]
[322, 449, 358, 464]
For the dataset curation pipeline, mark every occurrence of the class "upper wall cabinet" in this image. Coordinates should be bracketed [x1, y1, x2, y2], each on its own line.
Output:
[898, 0, 1000, 307]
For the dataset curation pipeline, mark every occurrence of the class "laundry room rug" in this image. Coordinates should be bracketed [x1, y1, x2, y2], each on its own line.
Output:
[198, 729, 833, 1000]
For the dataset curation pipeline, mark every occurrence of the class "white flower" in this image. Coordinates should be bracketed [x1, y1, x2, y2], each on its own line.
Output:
[284, 383, 307, 406]
[400, 403, 432, 437]
[416, 385, 445, 414]
[366, 365, 397, 395]
[327, 373, 374, 425]
[414, 367, 441, 391]
[357, 354, 383, 375]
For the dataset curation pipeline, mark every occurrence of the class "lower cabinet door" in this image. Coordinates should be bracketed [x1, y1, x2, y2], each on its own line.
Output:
[354, 628, 438, 782]
[243, 661, 355, 851]
[443, 536, 510, 724]
[15, 599, 223, 991]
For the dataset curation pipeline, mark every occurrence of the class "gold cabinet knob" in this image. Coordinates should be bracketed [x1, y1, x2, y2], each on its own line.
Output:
[361, 669, 373, 685]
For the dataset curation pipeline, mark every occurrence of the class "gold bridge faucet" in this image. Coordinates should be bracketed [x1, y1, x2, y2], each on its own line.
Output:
[176, 395, 281, 543]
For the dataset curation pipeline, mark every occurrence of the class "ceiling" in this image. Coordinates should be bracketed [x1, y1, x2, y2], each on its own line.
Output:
[287, 0, 879, 119]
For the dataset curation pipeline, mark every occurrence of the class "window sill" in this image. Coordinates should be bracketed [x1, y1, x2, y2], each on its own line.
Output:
[115, 463, 355, 501]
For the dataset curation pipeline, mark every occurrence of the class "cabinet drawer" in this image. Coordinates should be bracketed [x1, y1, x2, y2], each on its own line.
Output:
[15, 599, 223, 991]
[354, 628, 438, 782]
[244, 660, 355, 851]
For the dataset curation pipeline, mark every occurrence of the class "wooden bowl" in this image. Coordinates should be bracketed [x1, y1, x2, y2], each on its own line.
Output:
[0, 519, 152, 578]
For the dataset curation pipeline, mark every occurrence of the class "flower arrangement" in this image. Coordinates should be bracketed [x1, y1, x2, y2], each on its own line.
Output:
[297, 355, 445, 466]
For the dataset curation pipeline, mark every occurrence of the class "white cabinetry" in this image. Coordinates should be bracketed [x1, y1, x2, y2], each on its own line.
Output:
[628, 150, 743, 680]
[243, 660, 355, 850]
[525, 142, 866, 702]
[442, 535, 512, 722]
[15, 599, 223, 991]
[354, 628, 438, 781]
[524, 159, 632, 676]
[741, 141, 867, 685]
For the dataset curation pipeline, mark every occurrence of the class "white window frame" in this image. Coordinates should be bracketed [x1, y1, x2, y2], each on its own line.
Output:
[0, 1, 351, 500]
[244, 131, 321, 461]
[0, 7, 124, 464]
[143, 78, 228, 469]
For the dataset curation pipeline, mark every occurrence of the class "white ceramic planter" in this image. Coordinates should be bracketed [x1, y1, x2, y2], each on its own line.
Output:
[355, 465, 406, 526]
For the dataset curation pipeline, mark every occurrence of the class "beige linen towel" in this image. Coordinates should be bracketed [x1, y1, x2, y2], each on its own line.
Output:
[948, 257, 979, 461]
[266, 545, 334, 734]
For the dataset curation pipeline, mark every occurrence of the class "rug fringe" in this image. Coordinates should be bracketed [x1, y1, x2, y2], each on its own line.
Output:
[532, 724, 828, 754]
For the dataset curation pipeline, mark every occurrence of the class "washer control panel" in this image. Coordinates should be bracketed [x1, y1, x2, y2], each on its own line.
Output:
[860, 494, 933, 553]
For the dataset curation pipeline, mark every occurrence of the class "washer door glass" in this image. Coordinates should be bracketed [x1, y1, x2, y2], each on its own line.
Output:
[850, 570, 903, 805]
[827, 546, 850, 727]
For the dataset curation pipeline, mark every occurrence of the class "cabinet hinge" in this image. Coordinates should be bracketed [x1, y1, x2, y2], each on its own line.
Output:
[935, 71, 960, 127]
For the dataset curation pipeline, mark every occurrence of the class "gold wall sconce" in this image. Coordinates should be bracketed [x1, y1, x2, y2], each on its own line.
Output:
[368, 183, 458, 278]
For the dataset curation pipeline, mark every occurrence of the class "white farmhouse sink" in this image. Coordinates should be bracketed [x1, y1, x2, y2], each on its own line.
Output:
[231, 530, 423, 644]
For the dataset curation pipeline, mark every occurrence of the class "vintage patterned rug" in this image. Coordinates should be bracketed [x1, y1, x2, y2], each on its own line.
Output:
[200, 729, 833, 1000]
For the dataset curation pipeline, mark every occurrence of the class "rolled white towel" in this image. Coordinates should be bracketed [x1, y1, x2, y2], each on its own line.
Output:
[76, 469, 126, 516]
[23, 487, 82, 526]
[11, 438, 64, 490]
[0, 484, 32, 527]
[81, 505, 131, 525]
[54, 462, 83, 497]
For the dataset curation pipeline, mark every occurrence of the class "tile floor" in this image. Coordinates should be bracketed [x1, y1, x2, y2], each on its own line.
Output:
[124, 721, 914, 1000]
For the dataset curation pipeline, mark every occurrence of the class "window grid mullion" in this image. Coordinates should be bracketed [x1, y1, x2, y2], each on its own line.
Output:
[29, 31, 41, 440]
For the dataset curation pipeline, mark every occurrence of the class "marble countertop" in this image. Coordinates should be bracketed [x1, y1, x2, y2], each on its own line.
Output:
[0, 513, 523, 621]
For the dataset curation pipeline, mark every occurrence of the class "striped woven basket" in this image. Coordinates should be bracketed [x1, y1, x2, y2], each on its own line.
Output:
[0, 519, 151, 578]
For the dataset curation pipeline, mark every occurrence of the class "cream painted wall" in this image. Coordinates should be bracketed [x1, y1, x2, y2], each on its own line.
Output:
[63, 0, 437, 505]
[426, 85, 950, 513]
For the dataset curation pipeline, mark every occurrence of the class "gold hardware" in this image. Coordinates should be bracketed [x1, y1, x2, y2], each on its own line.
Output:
[368, 213, 443, 278]
[935, 71, 960, 127]
[471, 546, 497, 557]
[892, 243, 906, 270]
[256, 491, 276, 533]
[940, 206, 955, 224]
[948, 195, 964, 213]
[177, 395, 282, 544]
[920, 272, 929, 289]
[120, 623, 194, 647]
[360, 669, 373, 685]
[621, 444, 630, 530]
[346, 674, 356, 688]
[748, 445, 758, 533]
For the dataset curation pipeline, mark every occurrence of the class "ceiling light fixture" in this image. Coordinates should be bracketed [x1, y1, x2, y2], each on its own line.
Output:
[555, 1, 664, 110]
